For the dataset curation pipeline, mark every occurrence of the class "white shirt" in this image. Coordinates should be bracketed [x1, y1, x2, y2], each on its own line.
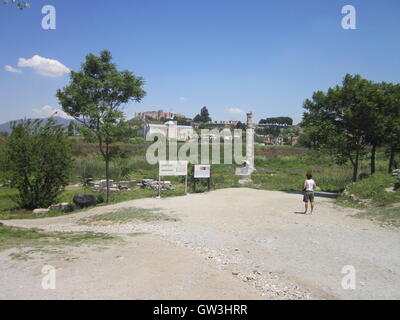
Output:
[305, 179, 315, 192]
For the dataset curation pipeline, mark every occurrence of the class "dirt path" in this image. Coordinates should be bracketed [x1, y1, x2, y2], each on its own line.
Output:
[1, 188, 399, 300]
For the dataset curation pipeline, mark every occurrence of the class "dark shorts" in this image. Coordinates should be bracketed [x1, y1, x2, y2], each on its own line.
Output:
[303, 191, 315, 203]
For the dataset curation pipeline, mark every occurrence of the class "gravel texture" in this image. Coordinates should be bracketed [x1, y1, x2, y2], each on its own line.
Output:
[1, 188, 399, 300]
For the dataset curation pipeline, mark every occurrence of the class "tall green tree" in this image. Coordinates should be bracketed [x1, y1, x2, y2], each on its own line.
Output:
[0, 119, 72, 210]
[381, 83, 400, 172]
[67, 121, 75, 136]
[193, 106, 212, 123]
[57, 50, 146, 202]
[302, 74, 375, 182]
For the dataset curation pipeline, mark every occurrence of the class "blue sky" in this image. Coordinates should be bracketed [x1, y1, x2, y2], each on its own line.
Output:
[1, 0, 399, 124]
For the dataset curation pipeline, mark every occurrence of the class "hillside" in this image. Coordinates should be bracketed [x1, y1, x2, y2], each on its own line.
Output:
[0, 117, 75, 134]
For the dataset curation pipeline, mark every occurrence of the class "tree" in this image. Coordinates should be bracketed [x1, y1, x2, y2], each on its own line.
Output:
[381, 83, 400, 172]
[3, 0, 30, 9]
[302, 75, 375, 182]
[235, 121, 247, 130]
[259, 117, 293, 127]
[193, 106, 212, 123]
[67, 121, 75, 136]
[363, 82, 393, 175]
[0, 119, 72, 210]
[57, 50, 146, 202]
[173, 116, 191, 126]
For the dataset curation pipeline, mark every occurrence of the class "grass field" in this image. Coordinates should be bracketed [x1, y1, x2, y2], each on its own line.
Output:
[79, 207, 178, 225]
[0, 224, 116, 254]
[0, 141, 399, 224]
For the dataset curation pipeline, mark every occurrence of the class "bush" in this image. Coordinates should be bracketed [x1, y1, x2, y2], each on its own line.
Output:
[345, 173, 400, 206]
[0, 119, 73, 209]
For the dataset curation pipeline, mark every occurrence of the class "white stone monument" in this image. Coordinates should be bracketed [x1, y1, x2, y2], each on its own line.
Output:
[236, 112, 256, 184]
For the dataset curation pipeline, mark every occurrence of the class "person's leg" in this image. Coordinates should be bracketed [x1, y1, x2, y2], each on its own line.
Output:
[310, 193, 315, 214]
[304, 202, 308, 214]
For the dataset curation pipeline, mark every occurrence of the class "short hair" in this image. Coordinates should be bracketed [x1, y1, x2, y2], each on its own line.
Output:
[306, 173, 313, 179]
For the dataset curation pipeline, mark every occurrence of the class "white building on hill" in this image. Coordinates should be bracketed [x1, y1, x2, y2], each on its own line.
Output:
[144, 121, 196, 142]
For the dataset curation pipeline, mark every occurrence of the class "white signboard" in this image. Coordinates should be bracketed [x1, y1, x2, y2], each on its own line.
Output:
[159, 160, 188, 177]
[194, 165, 211, 178]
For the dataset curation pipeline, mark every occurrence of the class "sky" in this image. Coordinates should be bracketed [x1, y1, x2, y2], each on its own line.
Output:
[0, 0, 399, 125]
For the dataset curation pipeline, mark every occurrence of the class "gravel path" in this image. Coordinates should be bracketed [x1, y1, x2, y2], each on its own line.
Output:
[1, 188, 399, 300]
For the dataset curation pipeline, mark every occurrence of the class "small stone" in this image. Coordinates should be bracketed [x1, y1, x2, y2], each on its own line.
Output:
[33, 208, 50, 214]
[232, 272, 239, 276]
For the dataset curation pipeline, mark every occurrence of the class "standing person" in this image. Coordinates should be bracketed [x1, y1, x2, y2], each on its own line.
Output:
[303, 173, 316, 214]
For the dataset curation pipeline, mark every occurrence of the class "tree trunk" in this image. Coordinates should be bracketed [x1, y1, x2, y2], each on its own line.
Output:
[370, 144, 376, 175]
[388, 146, 395, 174]
[352, 148, 360, 182]
[105, 143, 110, 203]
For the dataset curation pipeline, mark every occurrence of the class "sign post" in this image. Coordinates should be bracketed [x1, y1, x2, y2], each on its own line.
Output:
[158, 160, 188, 198]
[194, 165, 211, 192]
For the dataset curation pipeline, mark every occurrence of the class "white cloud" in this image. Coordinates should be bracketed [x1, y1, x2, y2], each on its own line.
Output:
[4, 65, 22, 73]
[179, 97, 187, 102]
[18, 55, 70, 78]
[31, 105, 73, 119]
[226, 108, 246, 115]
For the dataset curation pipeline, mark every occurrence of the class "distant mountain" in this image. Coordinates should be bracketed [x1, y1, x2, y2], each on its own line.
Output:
[0, 117, 75, 134]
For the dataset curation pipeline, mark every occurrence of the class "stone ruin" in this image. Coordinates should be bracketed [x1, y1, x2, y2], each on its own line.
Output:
[235, 112, 256, 184]
[138, 179, 174, 191]
[85, 178, 132, 192]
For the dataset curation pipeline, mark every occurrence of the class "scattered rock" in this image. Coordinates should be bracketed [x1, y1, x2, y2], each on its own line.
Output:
[49, 202, 75, 213]
[73, 194, 97, 209]
[138, 179, 174, 191]
[33, 208, 50, 215]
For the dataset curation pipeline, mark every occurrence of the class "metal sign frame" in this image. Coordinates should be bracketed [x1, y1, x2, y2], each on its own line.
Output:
[194, 165, 211, 179]
[158, 160, 188, 198]
[193, 164, 211, 192]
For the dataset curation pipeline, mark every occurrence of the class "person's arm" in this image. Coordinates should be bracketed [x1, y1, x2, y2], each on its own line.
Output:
[303, 180, 307, 191]
[314, 181, 317, 189]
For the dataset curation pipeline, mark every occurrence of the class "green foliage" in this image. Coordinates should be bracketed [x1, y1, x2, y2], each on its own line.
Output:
[57, 50, 146, 202]
[0, 119, 72, 210]
[302, 75, 400, 179]
[302, 74, 389, 181]
[193, 106, 212, 123]
[354, 206, 400, 228]
[344, 173, 400, 206]
[3, 0, 30, 10]
[0, 225, 114, 253]
[79, 207, 177, 224]
[259, 117, 293, 126]
[67, 121, 75, 136]
[173, 116, 192, 126]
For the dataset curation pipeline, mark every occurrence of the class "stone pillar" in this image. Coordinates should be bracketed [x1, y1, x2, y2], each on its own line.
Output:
[235, 112, 256, 184]
[246, 112, 255, 172]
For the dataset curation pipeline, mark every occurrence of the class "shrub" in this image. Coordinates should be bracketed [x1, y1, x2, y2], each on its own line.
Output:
[0, 119, 73, 209]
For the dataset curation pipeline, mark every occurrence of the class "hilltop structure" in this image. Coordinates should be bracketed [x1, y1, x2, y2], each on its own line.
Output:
[144, 121, 196, 142]
[134, 110, 185, 121]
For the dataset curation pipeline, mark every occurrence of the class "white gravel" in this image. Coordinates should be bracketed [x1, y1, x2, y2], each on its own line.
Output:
[1, 188, 399, 300]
